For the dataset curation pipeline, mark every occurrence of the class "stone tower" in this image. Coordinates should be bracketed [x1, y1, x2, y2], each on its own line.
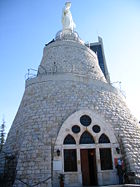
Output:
[1, 3, 140, 187]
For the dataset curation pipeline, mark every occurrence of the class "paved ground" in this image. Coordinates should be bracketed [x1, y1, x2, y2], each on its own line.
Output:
[67, 184, 140, 187]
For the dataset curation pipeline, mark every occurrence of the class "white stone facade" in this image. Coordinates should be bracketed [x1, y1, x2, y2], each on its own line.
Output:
[1, 32, 140, 186]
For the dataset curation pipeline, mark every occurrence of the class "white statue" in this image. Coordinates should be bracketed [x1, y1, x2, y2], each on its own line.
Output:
[62, 2, 76, 31]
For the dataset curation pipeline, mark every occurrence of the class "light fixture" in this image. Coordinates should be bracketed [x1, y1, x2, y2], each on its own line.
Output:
[57, 149, 60, 156]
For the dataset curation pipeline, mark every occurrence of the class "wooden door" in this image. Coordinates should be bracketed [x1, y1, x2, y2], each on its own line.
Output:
[88, 149, 97, 185]
[80, 149, 90, 185]
[80, 149, 97, 186]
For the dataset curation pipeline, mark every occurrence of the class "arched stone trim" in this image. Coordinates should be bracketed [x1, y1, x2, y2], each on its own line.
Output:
[55, 109, 117, 146]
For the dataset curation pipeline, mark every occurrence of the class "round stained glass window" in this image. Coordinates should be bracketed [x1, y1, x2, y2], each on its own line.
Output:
[80, 115, 92, 127]
[72, 125, 80, 133]
[92, 125, 101, 133]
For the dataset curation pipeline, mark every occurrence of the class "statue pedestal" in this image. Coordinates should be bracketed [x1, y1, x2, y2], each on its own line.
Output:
[62, 29, 73, 34]
[55, 29, 84, 44]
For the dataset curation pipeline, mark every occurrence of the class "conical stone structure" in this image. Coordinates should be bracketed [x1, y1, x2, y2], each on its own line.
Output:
[1, 6, 140, 187]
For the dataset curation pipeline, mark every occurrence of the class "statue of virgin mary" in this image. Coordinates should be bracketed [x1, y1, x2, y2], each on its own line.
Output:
[62, 2, 76, 31]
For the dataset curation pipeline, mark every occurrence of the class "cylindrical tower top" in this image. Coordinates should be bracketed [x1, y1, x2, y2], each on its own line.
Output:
[37, 36, 107, 83]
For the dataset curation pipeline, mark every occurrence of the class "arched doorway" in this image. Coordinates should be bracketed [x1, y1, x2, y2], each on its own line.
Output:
[54, 110, 121, 186]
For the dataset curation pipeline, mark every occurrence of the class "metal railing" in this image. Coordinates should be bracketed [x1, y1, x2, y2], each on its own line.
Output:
[25, 68, 37, 80]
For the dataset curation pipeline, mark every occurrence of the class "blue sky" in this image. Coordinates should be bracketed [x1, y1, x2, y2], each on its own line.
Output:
[0, 0, 140, 134]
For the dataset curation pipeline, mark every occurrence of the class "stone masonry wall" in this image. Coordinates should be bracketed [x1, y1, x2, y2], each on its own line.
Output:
[38, 40, 107, 83]
[2, 37, 140, 186]
[4, 73, 140, 186]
